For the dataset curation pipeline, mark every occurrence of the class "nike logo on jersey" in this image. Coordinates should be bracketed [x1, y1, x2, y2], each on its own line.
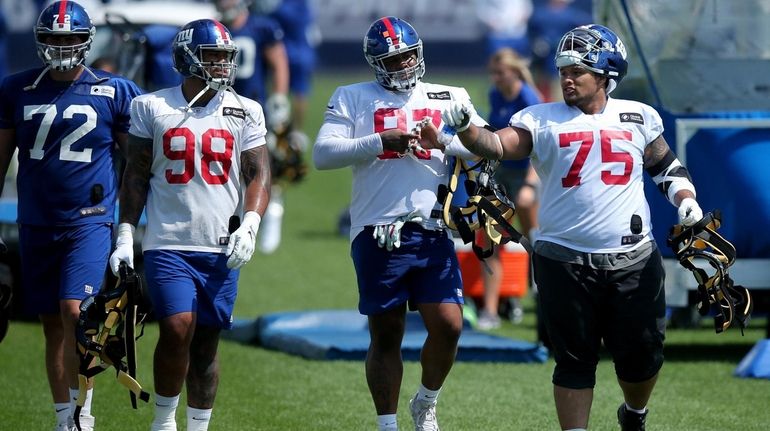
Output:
[90, 85, 115, 99]
[326, 104, 334, 110]
[427, 91, 451, 100]
[619, 112, 644, 124]
[223, 107, 246, 119]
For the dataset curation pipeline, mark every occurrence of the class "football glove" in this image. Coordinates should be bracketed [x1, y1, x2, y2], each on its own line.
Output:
[226, 211, 261, 269]
[266, 93, 291, 134]
[441, 101, 472, 133]
[678, 197, 703, 226]
[109, 223, 135, 275]
[373, 210, 423, 251]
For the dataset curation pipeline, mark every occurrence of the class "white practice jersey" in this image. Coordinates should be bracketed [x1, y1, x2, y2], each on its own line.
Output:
[315, 80, 483, 240]
[510, 97, 664, 253]
[129, 87, 267, 252]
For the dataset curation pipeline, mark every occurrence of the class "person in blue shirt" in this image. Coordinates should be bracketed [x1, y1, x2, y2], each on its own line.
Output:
[0, 2, 142, 430]
[528, 0, 593, 100]
[217, 0, 293, 255]
[476, 47, 542, 330]
[268, 0, 318, 131]
[142, 24, 185, 91]
[216, 0, 289, 121]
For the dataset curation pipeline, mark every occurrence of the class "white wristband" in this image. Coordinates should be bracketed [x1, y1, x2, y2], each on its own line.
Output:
[117, 222, 135, 239]
[243, 211, 262, 233]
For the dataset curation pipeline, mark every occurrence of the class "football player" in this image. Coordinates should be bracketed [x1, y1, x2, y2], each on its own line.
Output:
[0, 1, 142, 430]
[313, 16, 484, 431]
[108, 18, 271, 431]
[420, 24, 704, 431]
[216, 0, 292, 255]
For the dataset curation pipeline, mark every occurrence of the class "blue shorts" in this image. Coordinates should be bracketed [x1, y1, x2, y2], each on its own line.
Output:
[289, 61, 313, 96]
[20, 223, 111, 315]
[351, 225, 464, 315]
[143, 250, 238, 329]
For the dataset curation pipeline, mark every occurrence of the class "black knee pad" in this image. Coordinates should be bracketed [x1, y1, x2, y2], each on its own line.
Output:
[552, 357, 598, 389]
[614, 348, 664, 383]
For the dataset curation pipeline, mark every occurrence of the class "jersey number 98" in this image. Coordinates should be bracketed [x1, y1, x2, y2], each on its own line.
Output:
[163, 127, 234, 185]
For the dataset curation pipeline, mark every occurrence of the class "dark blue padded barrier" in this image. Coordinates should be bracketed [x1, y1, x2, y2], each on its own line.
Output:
[225, 309, 548, 363]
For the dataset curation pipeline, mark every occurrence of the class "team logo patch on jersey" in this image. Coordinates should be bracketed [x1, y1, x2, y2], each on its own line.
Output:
[90, 85, 115, 99]
[619, 112, 644, 124]
[427, 91, 452, 100]
[621, 234, 644, 245]
[79, 205, 107, 217]
[223, 107, 246, 119]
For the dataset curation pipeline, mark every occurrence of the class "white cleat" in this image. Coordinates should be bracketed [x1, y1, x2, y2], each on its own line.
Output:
[409, 395, 440, 431]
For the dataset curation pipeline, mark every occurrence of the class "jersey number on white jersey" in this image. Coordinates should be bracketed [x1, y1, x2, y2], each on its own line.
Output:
[560, 130, 633, 187]
[374, 107, 441, 160]
[24, 104, 97, 162]
[163, 127, 234, 185]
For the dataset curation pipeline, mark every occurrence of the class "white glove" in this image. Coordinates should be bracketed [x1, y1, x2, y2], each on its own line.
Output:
[266, 93, 291, 133]
[441, 101, 472, 133]
[109, 223, 135, 275]
[372, 211, 423, 251]
[226, 211, 261, 269]
[678, 197, 703, 226]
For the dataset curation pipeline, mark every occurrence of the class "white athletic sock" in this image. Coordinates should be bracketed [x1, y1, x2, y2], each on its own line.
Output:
[415, 383, 441, 404]
[625, 403, 648, 414]
[54, 402, 71, 425]
[376, 414, 398, 430]
[187, 406, 212, 431]
[152, 394, 180, 431]
[564, 428, 587, 431]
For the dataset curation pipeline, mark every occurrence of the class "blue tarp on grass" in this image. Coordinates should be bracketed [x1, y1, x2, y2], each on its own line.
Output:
[225, 309, 548, 363]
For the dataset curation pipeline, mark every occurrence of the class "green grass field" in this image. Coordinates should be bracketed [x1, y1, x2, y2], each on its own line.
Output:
[1, 71, 768, 430]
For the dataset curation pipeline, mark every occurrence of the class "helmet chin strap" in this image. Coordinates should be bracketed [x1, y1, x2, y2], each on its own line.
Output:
[23, 66, 51, 91]
[185, 86, 210, 110]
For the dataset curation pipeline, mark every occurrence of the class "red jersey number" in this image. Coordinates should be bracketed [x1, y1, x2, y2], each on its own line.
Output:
[559, 130, 633, 187]
[163, 127, 235, 185]
[374, 107, 440, 160]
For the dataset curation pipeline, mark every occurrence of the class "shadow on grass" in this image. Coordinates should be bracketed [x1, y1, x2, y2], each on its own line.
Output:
[663, 342, 757, 362]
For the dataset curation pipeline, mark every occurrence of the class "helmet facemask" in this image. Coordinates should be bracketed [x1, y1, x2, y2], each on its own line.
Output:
[36, 31, 93, 72]
[184, 44, 239, 92]
[367, 44, 425, 92]
[555, 26, 627, 93]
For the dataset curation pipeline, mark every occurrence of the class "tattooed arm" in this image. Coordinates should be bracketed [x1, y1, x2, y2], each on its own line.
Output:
[643, 134, 696, 206]
[241, 145, 272, 217]
[118, 133, 153, 226]
[429, 123, 533, 161]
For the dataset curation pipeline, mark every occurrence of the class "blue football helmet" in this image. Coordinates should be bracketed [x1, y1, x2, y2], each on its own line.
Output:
[172, 19, 239, 91]
[555, 24, 628, 92]
[363, 16, 425, 92]
[35, 0, 95, 71]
